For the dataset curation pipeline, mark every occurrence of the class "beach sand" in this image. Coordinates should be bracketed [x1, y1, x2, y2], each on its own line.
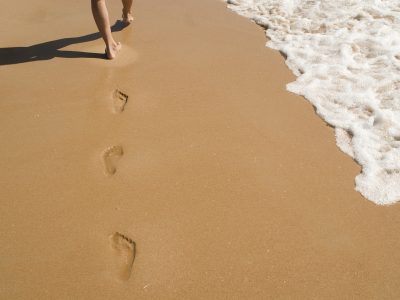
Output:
[1, 0, 400, 298]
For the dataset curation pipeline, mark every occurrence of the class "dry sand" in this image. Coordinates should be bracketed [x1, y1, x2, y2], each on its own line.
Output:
[1, 0, 400, 298]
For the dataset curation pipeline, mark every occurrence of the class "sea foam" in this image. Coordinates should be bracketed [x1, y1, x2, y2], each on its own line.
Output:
[225, 0, 400, 205]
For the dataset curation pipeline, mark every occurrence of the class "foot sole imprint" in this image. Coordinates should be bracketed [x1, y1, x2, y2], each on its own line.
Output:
[113, 89, 129, 113]
[102, 145, 123, 175]
[110, 232, 136, 281]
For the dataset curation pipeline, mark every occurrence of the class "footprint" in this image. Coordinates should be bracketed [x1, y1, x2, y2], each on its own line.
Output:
[113, 89, 129, 113]
[110, 232, 136, 281]
[102, 145, 123, 175]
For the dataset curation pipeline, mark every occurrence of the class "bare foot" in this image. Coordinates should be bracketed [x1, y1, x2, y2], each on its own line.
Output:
[106, 42, 122, 60]
[122, 10, 134, 24]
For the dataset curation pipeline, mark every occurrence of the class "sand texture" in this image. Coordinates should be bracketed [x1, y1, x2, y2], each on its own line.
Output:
[1, 0, 400, 299]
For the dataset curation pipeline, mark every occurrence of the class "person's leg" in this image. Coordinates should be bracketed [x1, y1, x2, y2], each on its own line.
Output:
[91, 0, 121, 59]
[121, 0, 134, 24]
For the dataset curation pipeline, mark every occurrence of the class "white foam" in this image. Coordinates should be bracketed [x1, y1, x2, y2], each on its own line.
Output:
[225, 0, 400, 205]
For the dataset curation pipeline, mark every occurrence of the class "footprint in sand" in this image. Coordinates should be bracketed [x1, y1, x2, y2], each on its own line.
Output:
[110, 232, 136, 281]
[113, 89, 129, 113]
[102, 145, 123, 175]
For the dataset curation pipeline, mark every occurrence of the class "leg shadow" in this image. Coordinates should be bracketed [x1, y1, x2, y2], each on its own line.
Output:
[0, 21, 129, 66]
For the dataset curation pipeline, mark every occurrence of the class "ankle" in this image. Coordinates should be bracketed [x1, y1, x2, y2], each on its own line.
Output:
[108, 39, 117, 47]
[122, 8, 131, 15]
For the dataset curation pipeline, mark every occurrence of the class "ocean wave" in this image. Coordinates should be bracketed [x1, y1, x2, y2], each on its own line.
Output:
[225, 0, 400, 204]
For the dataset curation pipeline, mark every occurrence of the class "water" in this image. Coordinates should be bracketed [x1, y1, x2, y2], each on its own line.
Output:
[225, 0, 400, 205]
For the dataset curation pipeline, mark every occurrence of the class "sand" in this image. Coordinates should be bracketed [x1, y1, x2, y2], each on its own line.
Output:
[1, 0, 400, 298]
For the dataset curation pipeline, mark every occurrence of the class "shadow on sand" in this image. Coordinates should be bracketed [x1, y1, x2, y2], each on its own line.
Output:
[0, 21, 128, 66]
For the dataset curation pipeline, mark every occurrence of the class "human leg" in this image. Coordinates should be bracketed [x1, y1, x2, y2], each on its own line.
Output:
[91, 0, 121, 59]
[121, 0, 134, 24]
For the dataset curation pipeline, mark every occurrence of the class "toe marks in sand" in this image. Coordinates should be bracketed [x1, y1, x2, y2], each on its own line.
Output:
[113, 89, 129, 113]
[103, 92, 134, 281]
[110, 232, 136, 281]
[103, 145, 124, 175]
[102, 89, 128, 175]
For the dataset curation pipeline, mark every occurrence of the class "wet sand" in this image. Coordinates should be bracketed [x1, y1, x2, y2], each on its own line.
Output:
[1, 0, 400, 298]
